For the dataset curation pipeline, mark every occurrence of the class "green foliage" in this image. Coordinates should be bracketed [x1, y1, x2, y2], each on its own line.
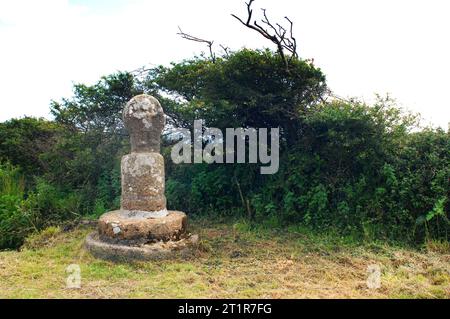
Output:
[0, 118, 61, 180]
[0, 194, 33, 250]
[0, 162, 24, 197]
[50, 72, 139, 133]
[0, 49, 448, 248]
[165, 95, 448, 243]
[244, 99, 449, 242]
[0, 163, 82, 249]
[0, 163, 34, 249]
[0, 73, 137, 249]
[416, 197, 449, 240]
[154, 50, 446, 243]
[165, 164, 244, 216]
[149, 49, 326, 145]
[44, 73, 134, 214]
[22, 178, 82, 225]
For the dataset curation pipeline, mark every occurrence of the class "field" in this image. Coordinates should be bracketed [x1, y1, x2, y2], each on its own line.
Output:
[0, 219, 449, 299]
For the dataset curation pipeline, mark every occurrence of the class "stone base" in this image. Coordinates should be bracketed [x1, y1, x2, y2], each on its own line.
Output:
[98, 210, 187, 245]
[85, 231, 199, 261]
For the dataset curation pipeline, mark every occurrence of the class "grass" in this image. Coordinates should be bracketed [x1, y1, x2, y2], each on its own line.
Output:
[0, 218, 449, 298]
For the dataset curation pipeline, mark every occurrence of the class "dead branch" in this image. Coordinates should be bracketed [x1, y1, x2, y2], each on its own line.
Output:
[231, 0, 298, 71]
[177, 27, 216, 62]
[219, 44, 231, 58]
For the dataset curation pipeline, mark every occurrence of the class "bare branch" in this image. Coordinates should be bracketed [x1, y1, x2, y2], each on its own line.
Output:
[231, 0, 298, 72]
[219, 44, 231, 58]
[285, 17, 297, 60]
[177, 26, 216, 62]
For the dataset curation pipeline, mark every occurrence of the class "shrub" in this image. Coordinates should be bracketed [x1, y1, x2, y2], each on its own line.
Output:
[0, 163, 35, 249]
[0, 163, 84, 249]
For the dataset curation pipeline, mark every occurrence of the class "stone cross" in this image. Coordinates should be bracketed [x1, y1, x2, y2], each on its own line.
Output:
[86, 94, 196, 259]
[121, 95, 168, 217]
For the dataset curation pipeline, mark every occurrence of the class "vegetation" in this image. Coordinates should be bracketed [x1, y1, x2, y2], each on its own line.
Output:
[0, 2, 448, 301]
[0, 46, 448, 250]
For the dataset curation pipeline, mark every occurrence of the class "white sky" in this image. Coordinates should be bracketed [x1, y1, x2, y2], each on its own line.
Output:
[0, 0, 449, 128]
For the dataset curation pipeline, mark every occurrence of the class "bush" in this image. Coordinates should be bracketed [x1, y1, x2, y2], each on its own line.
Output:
[163, 98, 449, 244]
[245, 100, 449, 243]
[22, 178, 82, 226]
[0, 163, 83, 249]
[0, 194, 35, 250]
[0, 163, 35, 249]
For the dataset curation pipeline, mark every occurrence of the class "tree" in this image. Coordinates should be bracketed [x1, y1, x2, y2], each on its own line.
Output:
[50, 72, 140, 135]
[0, 117, 61, 180]
[148, 49, 326, 146]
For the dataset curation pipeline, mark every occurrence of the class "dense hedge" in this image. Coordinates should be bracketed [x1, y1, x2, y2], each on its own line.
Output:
[165, 101, 449, 243]
[0, 49, 448, 249]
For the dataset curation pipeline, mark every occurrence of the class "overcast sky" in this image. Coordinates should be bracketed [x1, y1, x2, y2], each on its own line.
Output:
[0, 0, 449, 128]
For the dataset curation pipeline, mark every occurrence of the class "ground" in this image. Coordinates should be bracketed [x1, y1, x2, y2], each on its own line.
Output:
[0, 219, 449, 298]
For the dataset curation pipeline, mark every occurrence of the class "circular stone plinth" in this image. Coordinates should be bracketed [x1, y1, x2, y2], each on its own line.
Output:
[98, 210, 187, 244]
[85, 232, 199, 261]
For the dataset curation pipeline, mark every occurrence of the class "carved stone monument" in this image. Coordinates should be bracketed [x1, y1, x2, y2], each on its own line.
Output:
[85, 94, 198, 261]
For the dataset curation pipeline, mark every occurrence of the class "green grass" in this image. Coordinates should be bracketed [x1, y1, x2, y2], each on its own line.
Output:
[0, 219, 449, 298]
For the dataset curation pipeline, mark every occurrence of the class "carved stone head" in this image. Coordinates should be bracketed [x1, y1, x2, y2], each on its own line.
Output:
[123, 94, 165, 153]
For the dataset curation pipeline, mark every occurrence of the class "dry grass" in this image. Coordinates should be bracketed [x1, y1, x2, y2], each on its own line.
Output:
[0, 219, 449, 299]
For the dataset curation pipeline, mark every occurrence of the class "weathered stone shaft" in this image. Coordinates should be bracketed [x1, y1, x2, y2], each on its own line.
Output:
[120, 152, 166, 211]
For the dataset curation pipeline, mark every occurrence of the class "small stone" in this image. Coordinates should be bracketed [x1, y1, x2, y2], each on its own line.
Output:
[230, 250, 243, 258]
